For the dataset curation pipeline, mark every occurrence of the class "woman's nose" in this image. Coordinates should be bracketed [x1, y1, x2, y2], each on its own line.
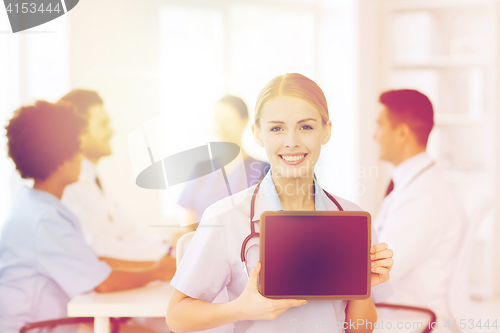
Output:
[284, 130, 300, 147]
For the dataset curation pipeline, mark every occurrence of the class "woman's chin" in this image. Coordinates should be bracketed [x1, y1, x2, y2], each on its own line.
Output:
[270, 166, 314, 180]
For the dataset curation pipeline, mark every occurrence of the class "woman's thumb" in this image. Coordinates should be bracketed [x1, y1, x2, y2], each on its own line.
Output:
[249, 261, 261, 284]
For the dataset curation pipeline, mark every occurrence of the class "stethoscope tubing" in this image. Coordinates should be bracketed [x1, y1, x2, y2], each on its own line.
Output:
[241, 180, 344, 278]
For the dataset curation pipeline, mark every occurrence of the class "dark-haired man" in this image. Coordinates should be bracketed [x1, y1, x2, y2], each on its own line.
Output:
[0, 101, 171, 333]
[59, 90, 172, 261]
[373, 89, 467, 324]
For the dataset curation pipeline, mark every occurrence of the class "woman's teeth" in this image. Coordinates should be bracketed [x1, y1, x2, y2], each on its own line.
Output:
[280, 154, 305, 162]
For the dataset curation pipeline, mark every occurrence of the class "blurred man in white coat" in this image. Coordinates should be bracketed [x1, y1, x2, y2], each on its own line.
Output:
[373, 89, 467, 326]
[60, 90, 173, 262]
[59, 90, 176, 332]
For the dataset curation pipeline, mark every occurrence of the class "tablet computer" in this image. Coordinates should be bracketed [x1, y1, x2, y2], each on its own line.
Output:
[258, 211, 371, 300]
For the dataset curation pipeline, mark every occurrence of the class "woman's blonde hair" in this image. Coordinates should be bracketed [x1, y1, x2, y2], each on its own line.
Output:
[254, 73, 329, 128]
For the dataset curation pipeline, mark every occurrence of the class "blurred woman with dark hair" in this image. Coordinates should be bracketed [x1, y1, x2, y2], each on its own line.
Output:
[177, 95, 270, 228]
[0, 101, 172, 333]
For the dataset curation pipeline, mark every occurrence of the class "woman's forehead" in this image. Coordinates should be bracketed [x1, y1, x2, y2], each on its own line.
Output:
[260, 96, 320, 122]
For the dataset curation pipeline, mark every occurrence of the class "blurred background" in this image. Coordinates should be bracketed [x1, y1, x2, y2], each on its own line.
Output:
[0, 0, 498, 309]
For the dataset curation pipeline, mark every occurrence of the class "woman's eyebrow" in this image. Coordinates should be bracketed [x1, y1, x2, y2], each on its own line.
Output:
[266, 118, 317, 124]
[297, 118, 317, 124]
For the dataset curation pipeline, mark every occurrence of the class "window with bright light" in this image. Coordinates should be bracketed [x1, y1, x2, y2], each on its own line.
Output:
[158, 0, 360, 219]
[0, 15, 70, 233]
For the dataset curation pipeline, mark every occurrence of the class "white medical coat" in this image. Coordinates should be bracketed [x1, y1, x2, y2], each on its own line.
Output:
[62, 158, 169, 261]
[374, 152, 468, 322]
[171, 170, 393, 333]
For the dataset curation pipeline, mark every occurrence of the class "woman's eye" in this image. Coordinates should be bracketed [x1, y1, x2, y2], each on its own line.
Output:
[301, 124, 313, 130]
[270, 126, 282, 132]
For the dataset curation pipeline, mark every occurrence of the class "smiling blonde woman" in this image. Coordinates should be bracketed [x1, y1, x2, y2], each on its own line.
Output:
[167, 73, 394, 333]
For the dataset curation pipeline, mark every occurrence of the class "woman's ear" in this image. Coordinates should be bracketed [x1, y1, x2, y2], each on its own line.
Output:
[321, 120, 332, 145]
[251, 123, 264, 147]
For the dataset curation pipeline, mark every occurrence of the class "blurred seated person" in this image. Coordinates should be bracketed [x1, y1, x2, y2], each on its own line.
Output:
[177, 95, 270, 229]
[0, 101, 174, 333]
[59, 90, 172, 262]
[373, 89, 467, 324]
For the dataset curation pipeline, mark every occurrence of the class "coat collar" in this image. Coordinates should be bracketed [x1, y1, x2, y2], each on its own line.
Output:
[392, 151, 435, 190]
[80, 157, 98, 180]
[250, 170, 331, 222]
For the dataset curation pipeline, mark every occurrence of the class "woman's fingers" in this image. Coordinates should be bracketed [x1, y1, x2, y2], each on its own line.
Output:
[239, 261, 307, 321]
[370, 266, 390, 286]
[249, 261, 261, 287]
[370, 242, 388, 254]
[372, 267, 390, 282]
[371, 258, 394, 271]
[370, 243, 393, 286]
[263, 299, 307, 320]
[279, 298, 307, 309]
[371, 248, 393, 260]
[371, 258, 394, 273]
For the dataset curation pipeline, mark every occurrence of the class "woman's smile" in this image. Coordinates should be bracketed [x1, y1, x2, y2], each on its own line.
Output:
[250, 94, 333, 180]
[279, 153, 308, 165]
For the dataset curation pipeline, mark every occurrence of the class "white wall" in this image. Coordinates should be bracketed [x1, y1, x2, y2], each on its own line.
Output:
[357, 0, 391, 215]
[67, 0, 363, 233]
[68, 0, 168, 230]
[0, 13, 70, 233]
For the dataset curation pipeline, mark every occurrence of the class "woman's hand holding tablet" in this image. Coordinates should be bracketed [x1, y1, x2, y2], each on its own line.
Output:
[258, 211, 374, 300]
[369, 242, 394, 286]
[234, 261, 308, 321]
[166, 74, 393, 332]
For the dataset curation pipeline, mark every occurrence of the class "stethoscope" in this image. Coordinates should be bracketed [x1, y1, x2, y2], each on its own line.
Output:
[240, 179, 345, 278]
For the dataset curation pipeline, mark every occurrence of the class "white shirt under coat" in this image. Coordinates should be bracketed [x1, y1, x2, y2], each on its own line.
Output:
[62, 158, 170, 261]
[374, 152, 467, 322]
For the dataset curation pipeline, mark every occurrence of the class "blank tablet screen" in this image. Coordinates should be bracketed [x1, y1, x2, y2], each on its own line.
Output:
[262, 213, 369, 297]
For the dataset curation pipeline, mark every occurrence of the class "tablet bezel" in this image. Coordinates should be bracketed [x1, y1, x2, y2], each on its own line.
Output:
[258, 210, 371, 300]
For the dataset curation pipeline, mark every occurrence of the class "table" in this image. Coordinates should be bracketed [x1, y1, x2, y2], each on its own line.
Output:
[68, 281, 174, 333]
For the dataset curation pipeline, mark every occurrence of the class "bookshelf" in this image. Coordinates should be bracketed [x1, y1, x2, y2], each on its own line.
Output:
[380, 0, 500, 300]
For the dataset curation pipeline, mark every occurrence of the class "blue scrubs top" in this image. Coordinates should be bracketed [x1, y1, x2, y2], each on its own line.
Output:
[0, 187, 112, 333]
[178, 156, 269, 222]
